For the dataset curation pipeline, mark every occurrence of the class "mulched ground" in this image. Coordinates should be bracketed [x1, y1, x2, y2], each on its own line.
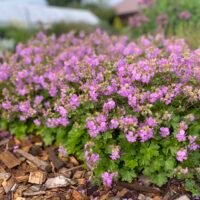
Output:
[0, 130, 198, 200]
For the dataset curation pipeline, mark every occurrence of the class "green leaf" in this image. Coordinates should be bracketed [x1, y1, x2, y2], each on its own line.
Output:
[102, 131, 113, 141]
[43, 128, 55, 145]
[188, 123, 200, 135]
[185, 179, 200, 196]
[151, 158, 163, 171]
[170, 115, 180, 130]
[56, 127, 67, 145]
[120, 170, 136, 183]
[0, 119, 8, 130]
[37, 127, 55, 145]
[139, 142, 160, 164]
[124, 159, 138, 170]
[9, 122, 27, 139]
[151, 173, 168, 187]
[43, 132, 55, 145]
[165, 158, 176, 171]
[66, 123, 87, 157]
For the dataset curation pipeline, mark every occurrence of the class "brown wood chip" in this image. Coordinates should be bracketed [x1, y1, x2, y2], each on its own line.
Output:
[16, 149, 52, 172]
[69, 156, 79, 166]
[77, 178, 86, 185]
[23, 191, 46, 196]
[73, 170, 84, 179]
[45, 175, 75, 189]
[0, 139, 9, 146]
[72, 190, 87, 200]
[15, 175, 29, 183]
[99, 192, 110, 200]
[118, 182, 161, 194]
[2, 178, 17, 193]
[14, 184, 29, 199]
[116, 188, 129, 197]
[0, 172, 11, 181]
[47, 148, 65, 170]
[28, 171, 46, 184]
[15, 197, 26, 200]
[0, 151, 21, 169]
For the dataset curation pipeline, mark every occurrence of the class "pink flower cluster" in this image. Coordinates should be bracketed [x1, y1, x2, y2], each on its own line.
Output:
[176, 149, 188, 162]
[0, 30, 199, 187]
[110, 146, 120, 160]
[86, 114, 108, 138]
[176, 121, 187, 142]
[178, 11, 192, 21]
[102, 172, 117, 187]
[84, 142, 99, 169]
[128, 14, 149, 28]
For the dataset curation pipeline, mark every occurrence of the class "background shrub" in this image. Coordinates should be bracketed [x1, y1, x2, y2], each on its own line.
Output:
[0, 26, 37, 44]
[46, 22, 97, 36]
[125, 0, 200, 40]
[47, 0, 81, 7]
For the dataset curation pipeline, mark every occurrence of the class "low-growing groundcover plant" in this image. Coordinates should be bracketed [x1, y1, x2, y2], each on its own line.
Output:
[0, 30, 199, 195]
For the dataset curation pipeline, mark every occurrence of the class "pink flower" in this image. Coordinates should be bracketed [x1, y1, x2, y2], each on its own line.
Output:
[86, 120, 98, 138]
[138, 126, 153, 142]
[156, 13, 168, 26]
[69, 94, 80, 109]
[34, 119, 41, 126]
[34, 55, 42, 64]
[34, 96, 43, 105]
[2, 101, 12, 110]
[128, 14, 149, 28]
[181, 167, 189, 174]
[179, 11, 192, 21]
[58, 145, 67, 157]
[126, 131, 137, 143]
[110, 119, 119, 129]
[159, 127, 170, 137]
[90, 153, 99, 164]
[84, 143, 99, 168]
[188, 136, 199, 151]
[176, 129, 186, 142]
[176, 149, 188, 162]
[103, 99, 116, 112]
[0, 65, 10, 81]
[49, 86, 57, 97]
[179, 121, 188, 130]
[19, 101, 31, 113]
[145, 117, 157, 127]
[57, 117, 69, 127]
[110, 146, 120, 160]
[102, 172, 117, 187]
[58, 106, 67, 117]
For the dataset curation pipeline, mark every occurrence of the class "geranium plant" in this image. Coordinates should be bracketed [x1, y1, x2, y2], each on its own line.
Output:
[0, 30, 199, 195]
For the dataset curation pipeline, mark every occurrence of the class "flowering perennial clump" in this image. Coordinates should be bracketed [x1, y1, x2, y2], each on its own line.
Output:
[0, 30, 199, 191]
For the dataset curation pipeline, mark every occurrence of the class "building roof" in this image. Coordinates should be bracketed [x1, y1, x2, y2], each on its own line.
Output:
[81, 0, 122, 7]
[114, 0, 144, 16]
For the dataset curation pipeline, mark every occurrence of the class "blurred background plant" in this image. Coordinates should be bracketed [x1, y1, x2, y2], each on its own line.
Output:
[122, 0, 200, 48]
[0, 0, 200, 51]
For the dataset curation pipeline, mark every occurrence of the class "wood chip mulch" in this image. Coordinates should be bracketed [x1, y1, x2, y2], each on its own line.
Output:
[0, 130, 198, 200]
